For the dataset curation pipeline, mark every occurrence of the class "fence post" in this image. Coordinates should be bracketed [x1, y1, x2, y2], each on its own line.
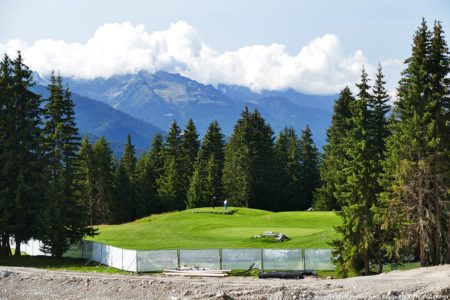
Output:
[260, 249, 264, 273]
[135, 250, 138, 273]
[177, 249, 181, 269]
[302, 248, 306, 271]
[219, 249, 222, 270]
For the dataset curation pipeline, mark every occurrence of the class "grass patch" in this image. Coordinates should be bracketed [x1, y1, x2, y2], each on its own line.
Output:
[88, 207, 341, 250]
[0, 255, 130, 274]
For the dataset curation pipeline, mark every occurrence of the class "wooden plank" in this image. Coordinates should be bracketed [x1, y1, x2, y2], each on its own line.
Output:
[162, 269, 231, 273]
[162, 272, 228, 277]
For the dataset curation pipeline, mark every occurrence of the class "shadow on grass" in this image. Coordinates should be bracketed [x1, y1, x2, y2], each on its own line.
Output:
[191, 209, 238, 215]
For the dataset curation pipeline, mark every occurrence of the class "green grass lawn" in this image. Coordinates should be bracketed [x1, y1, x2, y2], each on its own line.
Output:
[88, 207, 341, 250]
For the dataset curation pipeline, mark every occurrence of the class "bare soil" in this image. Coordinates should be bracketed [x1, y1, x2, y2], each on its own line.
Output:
[1, 265, 449, 299]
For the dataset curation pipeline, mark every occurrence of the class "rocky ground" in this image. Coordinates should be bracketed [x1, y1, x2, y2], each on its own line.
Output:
[0, 265, 449, 299]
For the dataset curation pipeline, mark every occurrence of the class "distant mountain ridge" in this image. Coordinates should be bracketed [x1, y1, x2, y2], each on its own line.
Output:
[31, 85, 165, 156]
[40, 71, 337, 147]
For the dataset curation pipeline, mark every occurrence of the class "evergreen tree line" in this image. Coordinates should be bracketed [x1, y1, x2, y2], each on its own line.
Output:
[79, 109, 321, 225]
[314, 19, 450, 276]
[0, 53, 95, 257]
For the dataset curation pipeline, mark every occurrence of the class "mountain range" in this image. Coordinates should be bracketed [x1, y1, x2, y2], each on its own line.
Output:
[34, 71, 337, 154]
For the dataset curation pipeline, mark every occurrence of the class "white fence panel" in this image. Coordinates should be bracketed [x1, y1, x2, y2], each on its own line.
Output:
[17, 238, 334, 272]
[110, 246, 123, 270]
[137, 250, 178, 272]
[263, 249, 303, 271]
[304, 249, 334, 270]
[222, 248, 261, 270]
[180, 249, 220, 269]
[122, 249, 137, 272]
[82, 240, 93, 259]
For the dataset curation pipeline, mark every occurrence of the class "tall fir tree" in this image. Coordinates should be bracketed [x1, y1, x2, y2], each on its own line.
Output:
[0, 53, 45, 256]
[298, 125, 320, 210]
[93, 137, 115, 224]
[158, 121, 186, 211]
[181, 118, 200, 196]
[112, 134, 137, 222]
[41, 73, 95, 257]
[187, 121, 225, 208]
[427, 21, 450, 265]
[136, 133, 165, 216]
[379, 19, 450, 266]
[314, 87, 355, 210]
[274, 127, 301, 211]
[77, 136, 97, 225]
[332, 67, 380, 276]
[223, 108, 276, 210]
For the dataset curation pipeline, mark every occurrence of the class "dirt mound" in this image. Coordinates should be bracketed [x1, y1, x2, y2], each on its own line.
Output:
[0, 265, 449, 299]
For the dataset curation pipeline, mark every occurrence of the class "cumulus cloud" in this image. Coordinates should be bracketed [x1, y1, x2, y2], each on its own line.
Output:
[0, 21, 387, 94]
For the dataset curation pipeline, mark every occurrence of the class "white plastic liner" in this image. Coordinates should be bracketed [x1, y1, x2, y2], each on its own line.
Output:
[18, 238, 334, 272]
[110, 246, 123, 270]
[91, 242, 110, 264]
[82, 240, 93, 259]
[222, 248, 262, 270]
[180, 249, 220, 269]
[137, 250, 178, 272]
[63, 243, 83, 258]
[122, 249, 137, 272]
[263, 249, 303, 271]
[304, 249, 334, 270]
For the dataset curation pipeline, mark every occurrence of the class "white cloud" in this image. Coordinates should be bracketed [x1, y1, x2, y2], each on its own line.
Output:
[0, 21, 389, 94]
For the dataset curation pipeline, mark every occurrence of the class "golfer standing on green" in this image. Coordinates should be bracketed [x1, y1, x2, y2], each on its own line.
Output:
[224, 199, 228, 211]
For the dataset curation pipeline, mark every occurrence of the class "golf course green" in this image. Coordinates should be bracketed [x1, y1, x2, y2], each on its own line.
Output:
[88, 207, 341, 250]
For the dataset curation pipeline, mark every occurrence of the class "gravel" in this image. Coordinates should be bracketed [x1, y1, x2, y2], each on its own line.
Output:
[0, 265, 449, 299]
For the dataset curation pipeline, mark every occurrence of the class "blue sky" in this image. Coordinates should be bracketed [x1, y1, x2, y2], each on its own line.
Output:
[1, 0, 449, 94]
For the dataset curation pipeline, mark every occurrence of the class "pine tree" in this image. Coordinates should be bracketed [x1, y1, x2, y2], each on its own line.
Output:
[298, 125, 320, 210]
[223, 108, 276, 210]
[186, 152, 210, 208]
[332, 67, 379, 276]
[158, 121, 186, 211]
[90, 137, 115, 224]
[427, 21, 450, 265]
[0, 54, 13, 256]
[136, 133, 165, 216]
[181, 118, 200, 200]
[274, 127, 301, 211]
[112, 134, 138, 222]
[379, 19, 450, 266]
[187, 121, 225, 208]
[0, 53, 45, 256]
[314, 87, 355, 210]
[41, 73, 95, 257]
[77, 136, 97, 225]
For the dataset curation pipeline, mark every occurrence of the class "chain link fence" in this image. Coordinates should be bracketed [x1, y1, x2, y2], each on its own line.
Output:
[16, 239, 334, 272]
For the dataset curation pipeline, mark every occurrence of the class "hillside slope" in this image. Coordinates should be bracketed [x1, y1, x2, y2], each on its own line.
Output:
[89, 207, 341, 250]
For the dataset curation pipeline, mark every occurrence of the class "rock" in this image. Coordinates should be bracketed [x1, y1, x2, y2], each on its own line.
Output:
[0, 271, 11, 278]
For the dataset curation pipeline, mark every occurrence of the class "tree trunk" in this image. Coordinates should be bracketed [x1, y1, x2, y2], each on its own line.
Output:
[377, 259, 383, 274]
[1, 233, 11, 256]
[364, 251, 370, 275]
[433, 181, 441, 265]
[447, 222, 450, 264]
[14, 240, 21, 256]
[418, 190, 426, 267]
[0, 233, 9, 256]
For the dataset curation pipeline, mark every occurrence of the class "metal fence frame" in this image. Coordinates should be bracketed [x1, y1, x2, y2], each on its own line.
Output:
[14, 239, 335, 272]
